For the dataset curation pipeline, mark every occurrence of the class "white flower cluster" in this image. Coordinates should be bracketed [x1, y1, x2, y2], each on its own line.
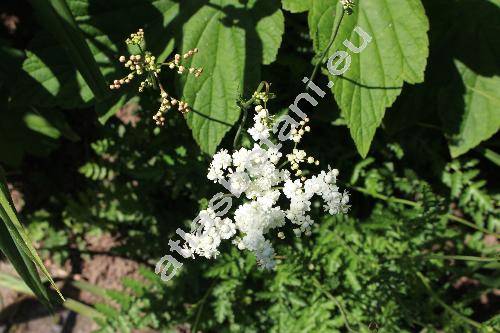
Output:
[247, 105, 271, 142]
[183, 208, 236, 259]
[110, 29, 203, 127]
[182, 105, 349, 269]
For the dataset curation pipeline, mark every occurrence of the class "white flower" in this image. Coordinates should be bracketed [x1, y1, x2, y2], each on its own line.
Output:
[283, 179, 303, 198]
[218, 218, 236, 239]
[229, 172, 251, 197]
[180, 104, 350, 270]
[254, 238, 276, 270]
[266, 146, 282, 164]
[247, 106, 270, 142]
[232, 147, 251, 172]
[257, 190, 280, 210]
[207, 149, 232, 182]
[185, 208, 233, 258]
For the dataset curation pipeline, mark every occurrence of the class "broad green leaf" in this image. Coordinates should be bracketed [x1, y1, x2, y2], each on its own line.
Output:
[13, 33, 95, 109]
[446, 61, 500, 157]
[257, 1, 285, 65]
[282, 0, 311, 13]
[14, 0, 179, 111]
[30, 0, 109, 101]
[180, 0, 284, 154]
[23, 109, 80, 141]
[0, 167, 64, 307]
[309, 0, 429, 157]
[24, 113, 62, 139]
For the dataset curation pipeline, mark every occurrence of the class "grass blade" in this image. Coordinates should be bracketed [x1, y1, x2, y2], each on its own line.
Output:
[0, 272, 103, 319]
[0, 166, 64, 307]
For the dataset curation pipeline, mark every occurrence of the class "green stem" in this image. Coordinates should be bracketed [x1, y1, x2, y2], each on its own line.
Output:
[447, 214, 499, 237]
[233, 81, 268, 149]
[387, 254, 499, 262]
[416, 272, 489, 331]
[350, 186, 500, 237]
[306, 2, 345, 91]
[423, 254, 499, 262]
[192, 281, 216, 332]
[311, 277, 359, 333]
[351, 186, 418, 207]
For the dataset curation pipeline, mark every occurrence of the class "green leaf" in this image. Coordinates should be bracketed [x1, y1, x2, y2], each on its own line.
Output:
[446, 61, 500, 157]
[477, 148, 500, 167]
[30, 0, 109, 101]
[15, 0, 180, 110]
[13, 32, 97, 108]
[282, 0, 311, 13]
[309, 0, 429, 157]
[96, 94, 128, 125]
[0, 109, 60, 167]
[180, 0, 284, 154]
[0, 167, 64, 307]
[24, 113, 62, 139]
[257, 1, 285, 65]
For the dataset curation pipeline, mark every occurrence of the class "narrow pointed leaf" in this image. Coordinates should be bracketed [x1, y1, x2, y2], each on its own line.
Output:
[0, 166, 64, 306]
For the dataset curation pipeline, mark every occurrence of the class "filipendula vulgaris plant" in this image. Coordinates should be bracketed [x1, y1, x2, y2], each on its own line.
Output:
[110, 1, 355, 273]
[175, 0, 358, 271]
[179, 85, 351, 270]
[109, 29, 203, 126]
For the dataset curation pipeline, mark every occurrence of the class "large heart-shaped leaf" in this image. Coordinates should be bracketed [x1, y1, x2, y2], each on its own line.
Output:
[179, 0, 284, 154]
[437, 0, 500, 157]
[445, 61, 500, 157]
[309, 0, 429, 157]
[282, 0, 311, 13]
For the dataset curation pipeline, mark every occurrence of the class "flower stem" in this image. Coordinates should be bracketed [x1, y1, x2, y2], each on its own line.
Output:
[191, 281, 216, 332]
[416, 272, 490, 331]
[233, 81, 269, 149]
[351, 186, 418, 207]
[306, 2, 345, 91]
[312, 277, 359, 333]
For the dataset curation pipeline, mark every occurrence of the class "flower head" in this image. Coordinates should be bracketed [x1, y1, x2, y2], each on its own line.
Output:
[111, 29, 203, 126]
[180, 97, 349, 269]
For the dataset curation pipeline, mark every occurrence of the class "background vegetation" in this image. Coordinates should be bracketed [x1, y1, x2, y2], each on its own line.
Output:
[0, 0, 498, 332]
